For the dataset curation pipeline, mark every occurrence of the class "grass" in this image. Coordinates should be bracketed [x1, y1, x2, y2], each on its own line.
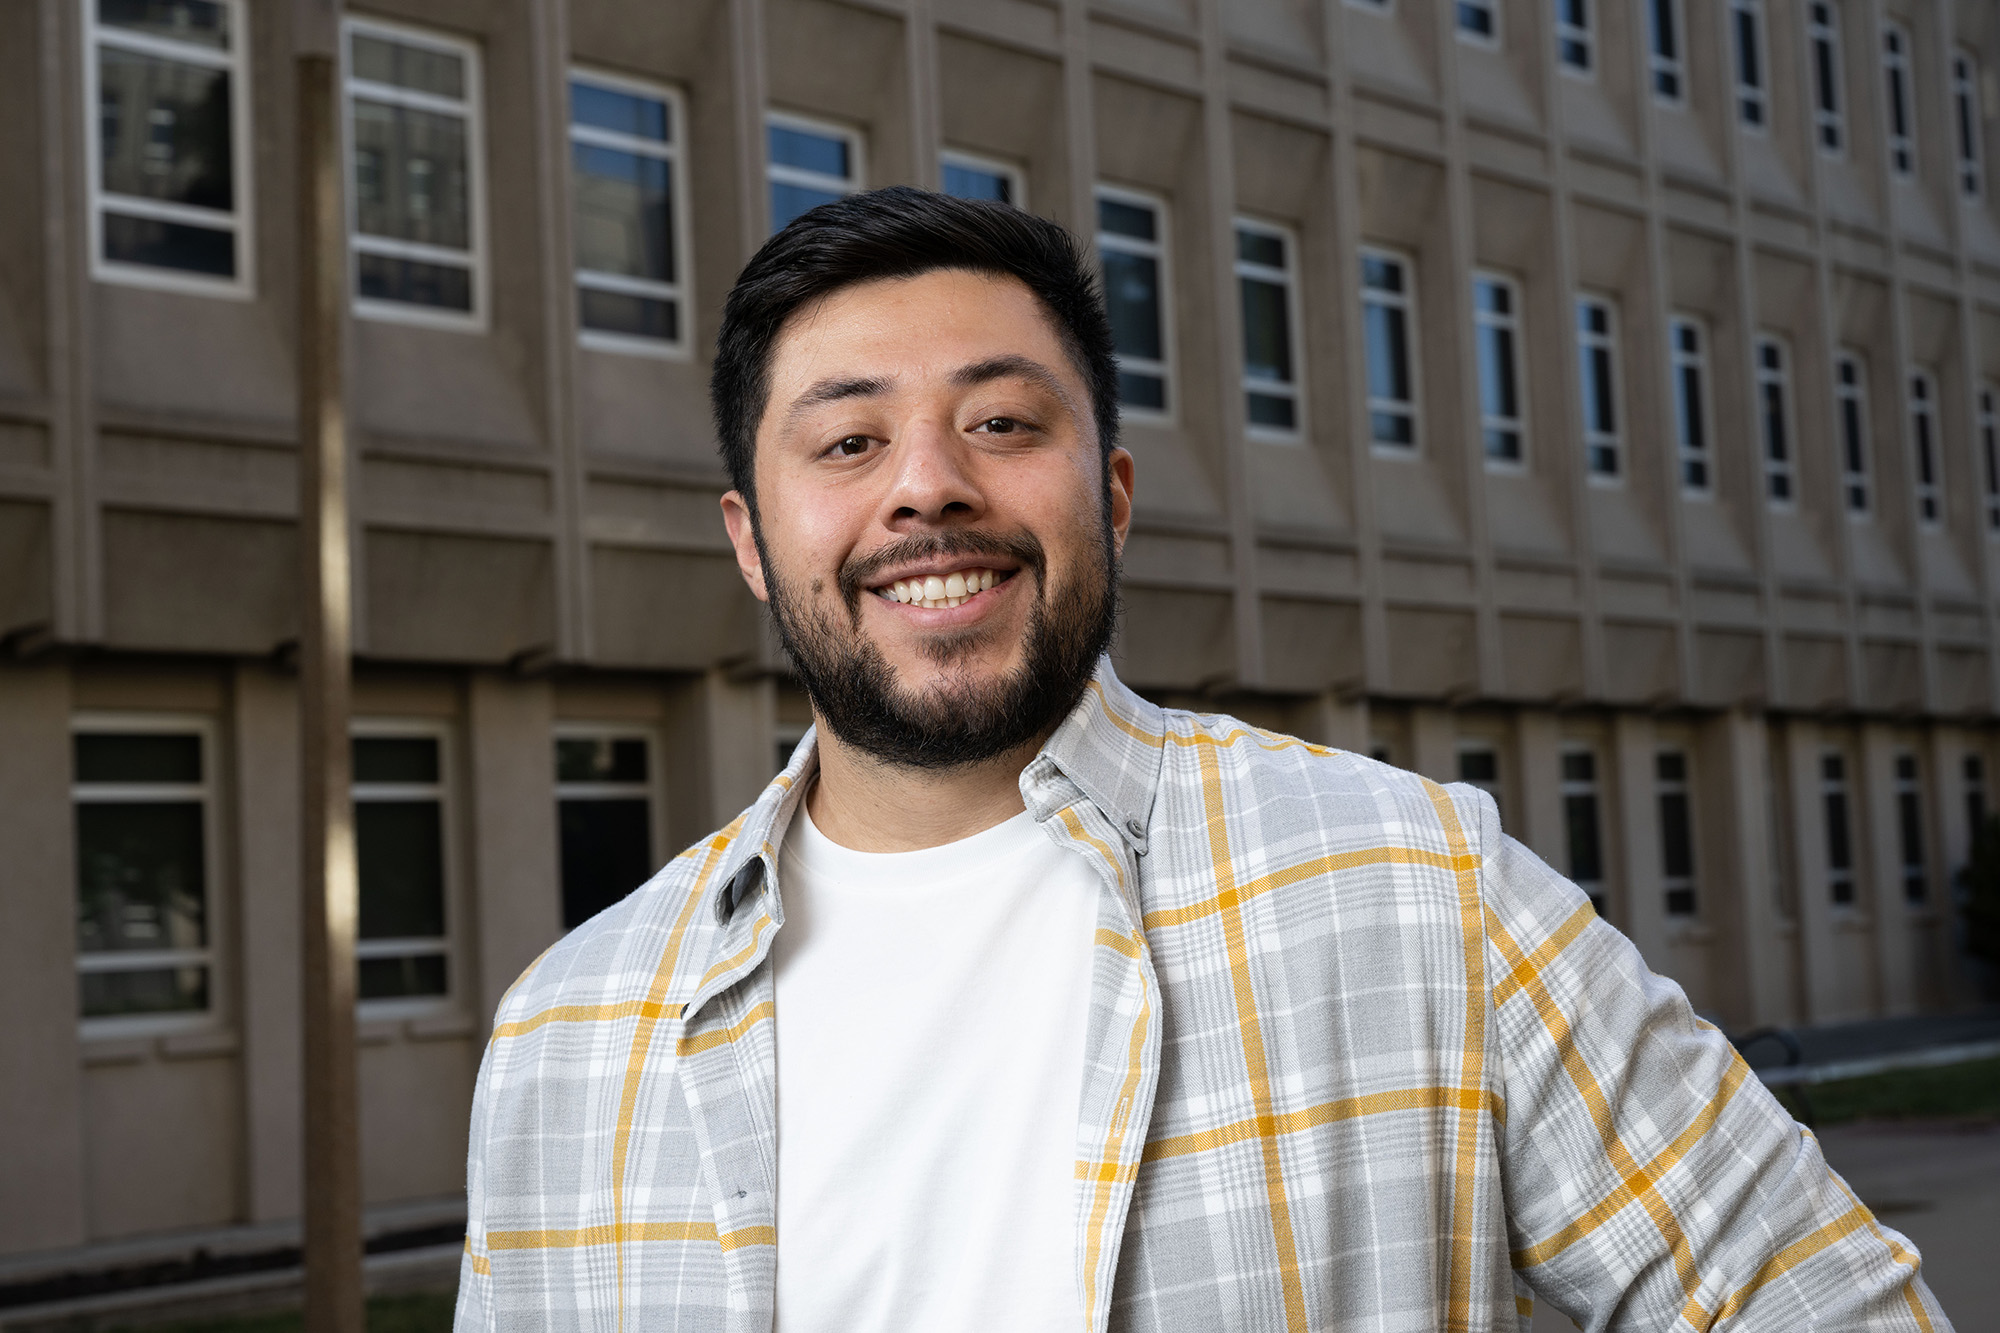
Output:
[109, 1292, 456, 1333]
[1773, 1056, 2000, 1128]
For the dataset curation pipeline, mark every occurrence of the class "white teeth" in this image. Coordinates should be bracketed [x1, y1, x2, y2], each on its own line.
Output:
[944, 572, 967, 598]
[876, 568, 1003, 608]
[923, 575, 946, 601]
[980, 570, 994, 590]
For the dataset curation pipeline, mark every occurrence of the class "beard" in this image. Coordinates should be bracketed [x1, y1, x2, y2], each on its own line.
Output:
[760, 513, 1119, 771]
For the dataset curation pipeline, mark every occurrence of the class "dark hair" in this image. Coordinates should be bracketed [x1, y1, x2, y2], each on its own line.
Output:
[710, 186, 1119, 511]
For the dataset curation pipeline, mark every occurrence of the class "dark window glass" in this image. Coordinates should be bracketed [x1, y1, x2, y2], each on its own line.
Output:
[354, 736, 440, 783]
[1458, 750, 1498, 783]
[351, 100, 470, 249]
[1650, 0, 1677, 62]
[1735, 9, 1762, 91]
[1247, 392, 1296, 429]
[1657, 751, 1686, 782]
[1825, 790, 1852, 872]
[76, 732, 202, 783]
[76, 802, 207, 953]
[1458, 3, 1493, 37]
[768, 124, 849, 176]
[356, 253, 472, 310]
[102, 213, 234, 276]
[560, 799, 653, 929]
[1372, 411, 1415, 446]
[770, 181, 843, 231]
[579, 288, 677, 341]
[1562, 751, 1595, 782]
[1237, 229, 1284, 268]
[573, 143, 673, 283]
[356, 800, 446, 939]
[1586, 345, 1618, 435]
[1565, 792, 1603, 884]
[1097, 198, 1156, 241]
[1478, 321, 1518, 423]
[1660, 791, 1693, 879]
[81, 966, 208, 1018]
[101, 0, 230, 48]
[358, 953, 447, 1000]
[1117, 370, 1166, 411]
[1240, 277, 1292, 385]
[942, 163, 1011, 204]
[98, 47, 233, 209]
[556, 737, 649, 784]
[1103, 249, 1163, 362]
[1365, 303, 1411, 403]
[571, 82, 668, 142]
[1899, 789, 1926, 901]
[1361, 254, 1402, 293]
[350, 33, 464, 98]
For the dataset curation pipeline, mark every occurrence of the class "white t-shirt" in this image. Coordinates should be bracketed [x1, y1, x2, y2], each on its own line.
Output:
[771, 803, 1100, 1332]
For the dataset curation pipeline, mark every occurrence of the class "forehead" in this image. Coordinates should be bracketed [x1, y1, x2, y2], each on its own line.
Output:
[765, 268, 1072, 401]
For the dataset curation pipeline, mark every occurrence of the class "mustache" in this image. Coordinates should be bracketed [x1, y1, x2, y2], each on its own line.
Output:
[835, 530, 1048, 613]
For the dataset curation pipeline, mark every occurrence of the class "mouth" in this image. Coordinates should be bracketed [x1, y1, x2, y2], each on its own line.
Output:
[870, 565, 1019, 610]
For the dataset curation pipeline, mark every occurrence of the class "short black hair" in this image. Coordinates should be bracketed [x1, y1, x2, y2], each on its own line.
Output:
[710, 186, 1119, 511]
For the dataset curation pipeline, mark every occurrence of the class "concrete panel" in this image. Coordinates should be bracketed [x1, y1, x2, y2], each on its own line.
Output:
[93, 286, 294, 430]
[83, 1053, 241, 1239]
[1258, 596, 1362, 694]
[1498, 614, 1583, 701]
[466, 674, 563, 1026]
[1600, 621, 1678, 704]
[1692, 629, 1764, 706]
[936, 34, 1070, 222]
[0, 498, 52, 635]
[1382, 606, 1476, 700]
[0, 665, 86, 1252]
[766, 0, 913, 181]
[1114, 586, 1234, 690]
[367, 530, 555, 664]
[1220, 0, 1319, 64]
[1782, 635, 1848, 711]
[102, 510, 297, 654]
[357, 1034, 475, 1207]
[1936, 646, 1992, 717]
[590, 546, 761, 670]
[1860, 640, 1924, 713]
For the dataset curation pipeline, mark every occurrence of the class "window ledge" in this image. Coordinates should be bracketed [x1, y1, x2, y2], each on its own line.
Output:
[161, 1029, 240, 1061]
[407, 1012, 475, 1042]
[80, 1037, 152, 1068]
[357, 1018, 400, 1047]
[1668, 920, 1715, 945]
[1833, 912, 1875, 933]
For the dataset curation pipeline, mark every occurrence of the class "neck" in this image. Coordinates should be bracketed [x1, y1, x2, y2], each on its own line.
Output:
[805, 721, 1039, 852]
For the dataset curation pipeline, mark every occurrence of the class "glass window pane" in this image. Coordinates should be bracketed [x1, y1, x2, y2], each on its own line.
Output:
[1899, 790, 1924, 866]
[1097, 198, 1155, 241]
[1236, 228, 1284, 268]
[81, 965, 208, 1018]
[579, 289, 678, 341]
[1365, 303, 1409, 403]
[942, 162, 1010, 204]
[1656, 752, 1686, 781]
[1478, 324, 1517, 419]
[1562, 751, 1595, 781]
[560, 799, 654, 929]
[101, 0, 230, 48]
[768, 124, 848, 177]
[76, 802, 207, 953]
[102, 212, 235, 276]
[1825, 791, 1852, 870]
[1117, 370, 1166, 410]
[351, 99, 471, 249]
[1660, 792, 1693, 878]
[1240, 277, 1292, 384]
[570, 81, 668, 142]
[1371, 411, 1414, 446]
[358, 953, 448, 1000]
[1361, 255, 1401, 293]
[356, 800, 446, 939]
[98, 48, 233, 209]
[350, 33, 465, 99]
[1588, 346, 1617, 434]
[556, 737, 649, 783]
[1247, 392, 1295, 429]
[353, 736, 439, 783]
[771, 180, 842, 231]
[1565, 792, 1603, 883]
[1458, 750, 1498, 783]
[573, 143, 673, 282]
[356, 253, 472, 310]
[76, 732, 202, 783]
[1102, 250, 1163, 361]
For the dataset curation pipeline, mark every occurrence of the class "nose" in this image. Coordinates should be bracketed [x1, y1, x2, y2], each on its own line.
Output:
[881, 417, 985, 528]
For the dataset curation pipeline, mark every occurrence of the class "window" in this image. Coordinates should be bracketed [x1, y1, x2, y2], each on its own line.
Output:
[569, 70, 687, 355]
[1956, 51, 1985, 200]
[1756, 336, 1795, 506]
[1555, 0, 1592, 73]
[353, 727, 451, 1002]
[1097, 187, 1172, 416]
[1236, 220, 1303, 439]
[1458, 744, 1504, 823]
[73, 721, 214, 1024]
[1981, 388, 2000, 533]
[1561, 748, 1605, 914]
[1965, 754, 1989, 857]
[1474, 272, 1525, 466]
[941, 150, 1023, 208]
[1658, 751, 1697, 916]
[1362, 248, 1419, 450]
[1809, 2, 1844, 153]
[1458, 0, 1497, 44]
[1577, 296, 1622, 481]
[1668, 316, 1709, 493]
[1895, 753, 1928, 903]
[85, 0, 250, 293]
[1909, 371, 1941, 528]
[556, 730, 657, 931]
[344, 18, 483, 326]
[1884, 22, 1914, 176]
[1649, 0, 1684, 102]
[767, 112, 862, 232]
[1732, 0, 1767, 128]
[1837, 352, 1871, 514]
[1823, 750, 1855, 905]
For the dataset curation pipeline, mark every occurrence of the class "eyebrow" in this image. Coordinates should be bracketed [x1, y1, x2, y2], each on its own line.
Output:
[783, 374, 895, 428]
[780, 354, 1080, 432]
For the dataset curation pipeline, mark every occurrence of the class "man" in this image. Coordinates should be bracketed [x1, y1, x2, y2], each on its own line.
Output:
[456, 188, 1948, 1331]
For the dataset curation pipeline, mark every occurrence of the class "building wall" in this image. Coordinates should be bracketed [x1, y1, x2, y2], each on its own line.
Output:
[1, 0, 1998, 1259]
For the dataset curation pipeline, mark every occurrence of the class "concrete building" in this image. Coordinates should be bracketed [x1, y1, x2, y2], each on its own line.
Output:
[2, 0, 1998, 1280]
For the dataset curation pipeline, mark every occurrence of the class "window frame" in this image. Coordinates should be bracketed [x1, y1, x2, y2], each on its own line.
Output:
[1836, 350, 1872, 517]
[1456, 741, 1506, 824]
[341, 15, 489, 332]
[568, 66, 692, 360]
[72, 712, 225, 1038]
[1361, 244, 1422, 456]
[1981, 386, 2000, 535]
[351, 716, 459, 1017]
[554, 722, 663, 931]
[1577, 293, 1624, 485]
[1755, 333, 1797, 509]
[1473, 269, 1527, 471]
[766, 109, 865, 233]
[1731, 0, 1769, 132]
[939, 148, 1027, 209]
[1808, 1, 1845, 156]
[1234, 216, 1307, 443]
[1648, 0, 1686, 105]
[1657, 749, 1698, 918]
[1560, 744, 1607, 915]
[1096, 182, 1176, 426]
[1456, 0, 1500, 49]
[1954, 49, 1984, 200]
[1908, 369, 1942, 530]
[1883, 20, 1916, 177]
[1964, 753, 1989, 860]
[1555, 0, 1594, 76]
[1893, 751, 1929, 904]
[1667, 314, 1710, 496]
[83, 0, 255, 298]
[1822, 749, 1856, 907]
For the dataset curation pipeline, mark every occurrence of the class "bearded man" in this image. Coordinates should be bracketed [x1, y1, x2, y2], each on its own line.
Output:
[455, 188, 1948, 1331]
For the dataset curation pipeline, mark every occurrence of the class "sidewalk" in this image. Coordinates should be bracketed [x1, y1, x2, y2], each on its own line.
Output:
[1734, 1008, 2000, 1086]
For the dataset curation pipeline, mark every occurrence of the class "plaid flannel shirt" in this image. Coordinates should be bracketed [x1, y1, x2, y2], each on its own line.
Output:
[456, 660, 1950, 1331]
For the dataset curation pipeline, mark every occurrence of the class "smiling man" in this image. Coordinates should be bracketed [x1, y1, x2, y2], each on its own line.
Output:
[455, 189, 1949, 1331]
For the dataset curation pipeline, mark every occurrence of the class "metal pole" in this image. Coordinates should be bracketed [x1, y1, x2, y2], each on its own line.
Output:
[297, 46, 365, 1333]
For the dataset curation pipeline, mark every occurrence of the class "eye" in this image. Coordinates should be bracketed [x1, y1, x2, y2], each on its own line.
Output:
[973, 417, 1020, 435]
[833, 434, 872, 457]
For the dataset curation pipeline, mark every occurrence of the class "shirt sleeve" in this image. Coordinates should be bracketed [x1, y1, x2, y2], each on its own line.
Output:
[1471, 790, 1953, 1331]
[453, 1023, 498, 1331]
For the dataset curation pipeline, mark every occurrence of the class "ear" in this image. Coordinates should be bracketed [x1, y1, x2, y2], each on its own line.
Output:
[1106, 447, 1135, 558]
[720, 491, 770, 603]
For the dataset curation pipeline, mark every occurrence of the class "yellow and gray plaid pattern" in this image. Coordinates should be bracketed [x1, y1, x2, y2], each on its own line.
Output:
[455, 661, 1950, 1331]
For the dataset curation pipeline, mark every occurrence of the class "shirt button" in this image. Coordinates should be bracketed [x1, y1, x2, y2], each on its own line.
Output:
[1126, 818, 1144, 838]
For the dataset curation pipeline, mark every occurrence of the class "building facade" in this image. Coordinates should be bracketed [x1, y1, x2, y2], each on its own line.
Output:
[2, 0, 1999, 1272]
